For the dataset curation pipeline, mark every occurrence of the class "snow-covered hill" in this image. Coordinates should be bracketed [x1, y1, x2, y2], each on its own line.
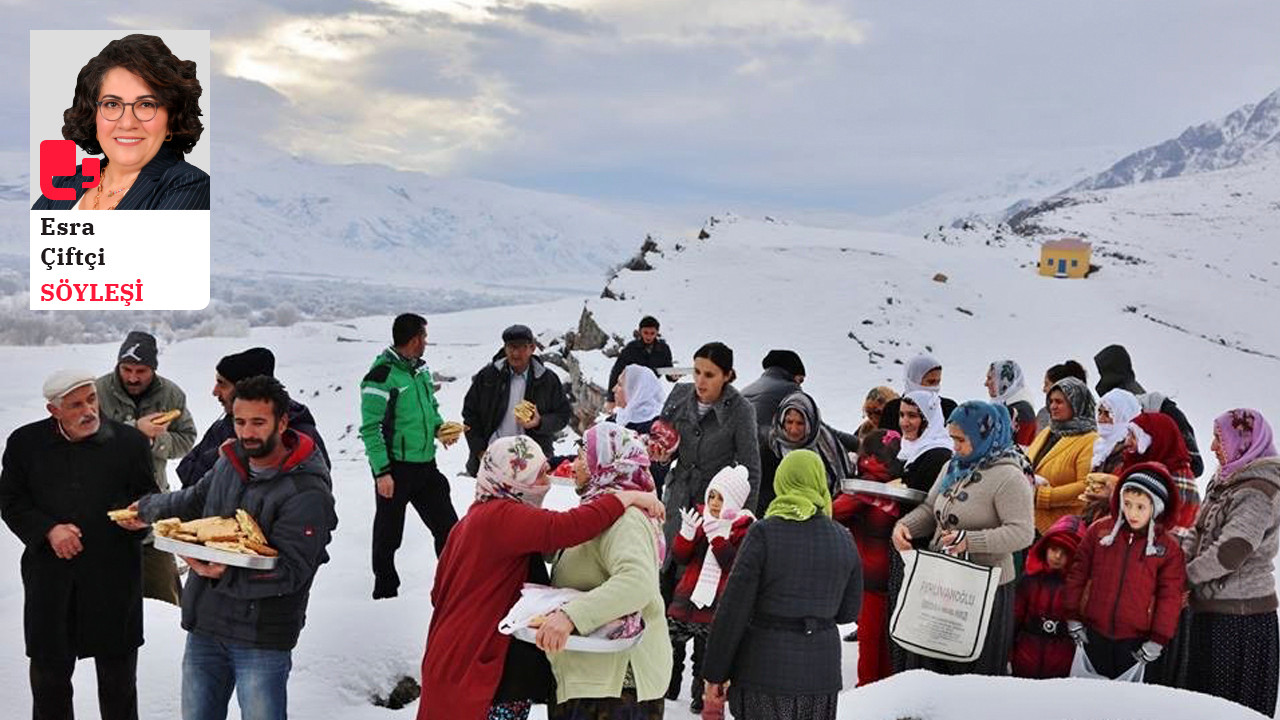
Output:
[1005, 157, 1280, 364]
[1070, 87, 1280, 192]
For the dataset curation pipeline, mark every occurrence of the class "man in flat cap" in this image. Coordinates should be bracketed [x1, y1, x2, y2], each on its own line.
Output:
[359, 313, 459, 599]
[462, 323, 573, 476]
[0, 370, 155, 720]
[95, 330, 197, 606]
[176, 346, 329, 489]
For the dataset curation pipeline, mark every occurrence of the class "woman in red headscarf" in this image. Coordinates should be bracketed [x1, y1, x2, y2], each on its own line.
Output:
[1120, 412, 1199, 531]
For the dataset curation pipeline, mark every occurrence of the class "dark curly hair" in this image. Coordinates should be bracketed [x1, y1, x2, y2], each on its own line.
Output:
[62, 34, 204, 156]
[233, 375, 291, 420]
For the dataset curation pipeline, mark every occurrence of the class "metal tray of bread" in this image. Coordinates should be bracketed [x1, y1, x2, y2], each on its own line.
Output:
[154, 534, 278, 570]
[840, 479, 928, 505]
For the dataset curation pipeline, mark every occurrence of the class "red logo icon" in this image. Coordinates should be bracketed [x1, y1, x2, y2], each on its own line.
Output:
[39, 140, 100, 201]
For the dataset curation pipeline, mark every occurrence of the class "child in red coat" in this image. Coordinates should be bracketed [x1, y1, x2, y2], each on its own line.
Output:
[667, 465, 755, 715]
[1063, 462, 1187, 681]
[1011, 514, 1085, 678]
[832, 429, 902, 686]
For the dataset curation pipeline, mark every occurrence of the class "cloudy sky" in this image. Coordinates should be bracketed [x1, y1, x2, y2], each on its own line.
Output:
[4, 0, 1279, 214]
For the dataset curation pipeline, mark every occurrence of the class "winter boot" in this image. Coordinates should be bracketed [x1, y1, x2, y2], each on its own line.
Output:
[666, 645, 684, 701]
[666, 668, 682, 701]
[689, 677, 704, 714]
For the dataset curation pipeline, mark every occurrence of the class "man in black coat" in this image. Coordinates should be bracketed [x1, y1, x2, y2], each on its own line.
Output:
[606, 315, 674, 404]
[462, 324, 574, 476]
[1093, 344, 1204, 476]
[175, 347, 329, 488]
[0, 370, 155, 720]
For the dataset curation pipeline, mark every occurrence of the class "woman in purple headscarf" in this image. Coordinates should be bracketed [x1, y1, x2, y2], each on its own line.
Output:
[1185, 409, 1280, 717]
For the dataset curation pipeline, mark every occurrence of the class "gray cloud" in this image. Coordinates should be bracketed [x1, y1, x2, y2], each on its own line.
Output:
[3, 0, 1278, 216]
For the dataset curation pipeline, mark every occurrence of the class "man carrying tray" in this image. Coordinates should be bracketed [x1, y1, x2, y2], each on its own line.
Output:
[116, 376, 337, 720]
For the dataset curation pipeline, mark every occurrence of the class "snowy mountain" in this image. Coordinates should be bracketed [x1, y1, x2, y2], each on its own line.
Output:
[864, 148, 1125, 236]
[1070, 87, 1280, 192]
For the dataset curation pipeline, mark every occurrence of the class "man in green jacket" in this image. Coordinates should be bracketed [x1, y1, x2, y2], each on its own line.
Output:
[95, 330, 196, 606]
[360, 313, 459, 599]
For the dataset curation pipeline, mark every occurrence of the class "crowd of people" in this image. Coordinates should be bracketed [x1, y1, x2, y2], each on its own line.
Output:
[1, 315, 1277, 720]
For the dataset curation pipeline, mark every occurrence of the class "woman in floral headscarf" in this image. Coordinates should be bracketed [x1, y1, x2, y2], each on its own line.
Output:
[894, 401, 1035, 676]
[1186, 409, 1280, 717]
[985, 360, 1039, 446]
[420, 436, 663, 720]
[538, 422, 673, 720]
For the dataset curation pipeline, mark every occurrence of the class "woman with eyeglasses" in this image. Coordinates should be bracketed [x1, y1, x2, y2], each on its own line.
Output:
[32, 34, 209, 210]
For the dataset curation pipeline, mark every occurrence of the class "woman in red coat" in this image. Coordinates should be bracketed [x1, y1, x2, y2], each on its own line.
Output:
[832, 428, 902, 686]
[419, 436, 664, 720]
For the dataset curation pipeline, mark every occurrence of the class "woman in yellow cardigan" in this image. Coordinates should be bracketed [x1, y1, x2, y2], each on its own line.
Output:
[1025, 377, 1098, 533]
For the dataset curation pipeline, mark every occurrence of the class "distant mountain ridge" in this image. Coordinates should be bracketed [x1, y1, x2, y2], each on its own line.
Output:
[1070, 87, 1280, 192]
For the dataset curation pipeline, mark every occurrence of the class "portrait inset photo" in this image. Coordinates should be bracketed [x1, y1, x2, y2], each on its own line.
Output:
[30, 30, 210, 210]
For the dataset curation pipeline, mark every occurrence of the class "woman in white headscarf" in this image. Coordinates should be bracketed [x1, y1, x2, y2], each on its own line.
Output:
[613, 364, 670, 495]
[613, 364, 666, 431]
[878, 353, 958, 435]
[895, 390, 955, 493]
[1092, 389, 1142, 473]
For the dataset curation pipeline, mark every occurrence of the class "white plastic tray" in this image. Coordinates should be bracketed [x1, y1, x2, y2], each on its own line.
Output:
[512, 626, 643, 653]
[841, 479, 928, 504]
[154, 534, 278, 570]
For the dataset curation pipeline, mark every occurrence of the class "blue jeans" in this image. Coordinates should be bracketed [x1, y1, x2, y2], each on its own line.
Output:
[182, 633, 292, 720]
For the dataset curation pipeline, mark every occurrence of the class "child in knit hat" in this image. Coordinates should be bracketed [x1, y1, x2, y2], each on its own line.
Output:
[1011, 514, 1086, 678]
[1063, 462, 1187, 680]
[667, 465, 755, 717]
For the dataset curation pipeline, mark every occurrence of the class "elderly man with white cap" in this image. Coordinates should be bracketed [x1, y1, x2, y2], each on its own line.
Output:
[0, 369, 156, 720]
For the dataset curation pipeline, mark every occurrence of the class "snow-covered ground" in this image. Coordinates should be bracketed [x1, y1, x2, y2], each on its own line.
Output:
[2, 156, 1279, 717]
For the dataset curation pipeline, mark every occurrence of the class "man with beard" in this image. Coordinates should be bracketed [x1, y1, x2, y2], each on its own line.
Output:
[95, 330, 197, 605]
[1, 370, 155, 720]
[121, 375, 337, 720]
[176, 347, 329, 488]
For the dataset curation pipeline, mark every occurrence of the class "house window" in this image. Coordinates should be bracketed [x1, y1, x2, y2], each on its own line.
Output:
[1045, 257, 1053, 265]
[1072, 259, 1079, 267]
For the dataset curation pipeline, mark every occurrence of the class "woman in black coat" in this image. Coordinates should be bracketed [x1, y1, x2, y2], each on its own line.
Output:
[702, 450, 862, 720]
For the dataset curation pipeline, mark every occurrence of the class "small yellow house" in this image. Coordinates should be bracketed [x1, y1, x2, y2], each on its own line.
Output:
[1039, 237, 1091, 278]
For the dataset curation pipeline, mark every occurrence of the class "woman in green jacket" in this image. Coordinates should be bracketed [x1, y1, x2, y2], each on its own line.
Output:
[535, 421, 673, 719]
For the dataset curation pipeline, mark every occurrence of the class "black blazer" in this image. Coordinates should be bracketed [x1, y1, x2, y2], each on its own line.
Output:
[32, 145, 209, 210]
